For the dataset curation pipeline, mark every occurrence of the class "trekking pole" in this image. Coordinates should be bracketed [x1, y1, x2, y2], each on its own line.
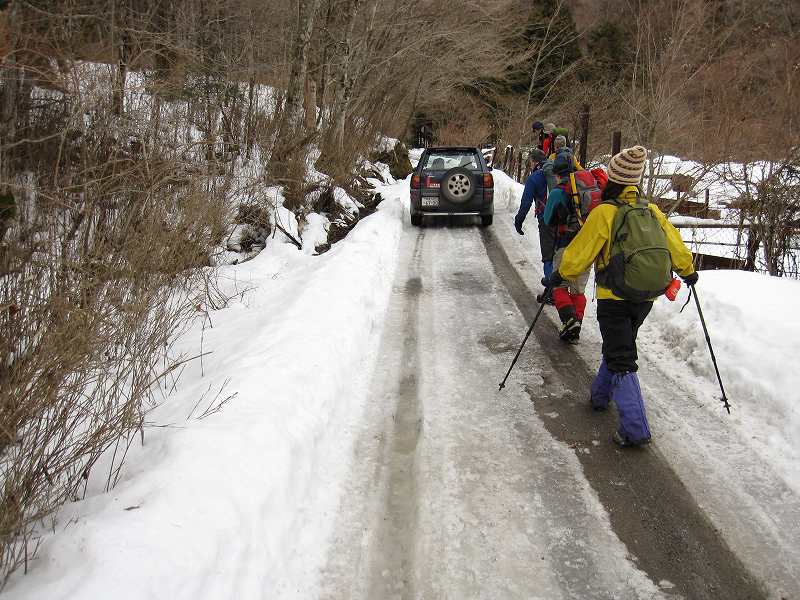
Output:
[691, 286, 732, 414]
[499, 287, 552, 391]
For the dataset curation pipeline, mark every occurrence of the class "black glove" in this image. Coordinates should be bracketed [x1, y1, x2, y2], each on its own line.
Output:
[546, 271, 564, 287]
[514, 220, 524, 235]
[682, 271, 699, 286]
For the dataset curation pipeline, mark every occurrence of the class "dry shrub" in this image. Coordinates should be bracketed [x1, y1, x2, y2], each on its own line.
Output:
[316, 108, 386, 186]
[434, 93, 493, 147]
[235, 202, 272, 234]
[369, 142, 412, 181]
[0, 56, 236, 588]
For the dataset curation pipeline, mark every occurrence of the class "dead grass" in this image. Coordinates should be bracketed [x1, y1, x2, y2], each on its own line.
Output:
[0, 43, 238, 588]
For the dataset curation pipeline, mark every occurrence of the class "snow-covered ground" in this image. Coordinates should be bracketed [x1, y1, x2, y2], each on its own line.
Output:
[4, 181, 408, 599]
[6, 162, 799, 598]
[648, 271, 800, 492]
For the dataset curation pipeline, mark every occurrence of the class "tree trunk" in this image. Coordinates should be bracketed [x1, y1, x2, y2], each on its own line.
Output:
[316, 0, 333, 127]
[272, 0, 321, 173]
[112, 31, 129, 116]
[0, 1, 20, 194]
[304, 71, 316, 132]
[283, 0, 321, 133]
[744, 226, 760, 271]
[331, 0, 364, 149]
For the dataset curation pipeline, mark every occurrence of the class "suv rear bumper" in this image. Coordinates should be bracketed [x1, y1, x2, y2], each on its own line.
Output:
[412, 207, 493, 217]
[410, 198, 493, 216]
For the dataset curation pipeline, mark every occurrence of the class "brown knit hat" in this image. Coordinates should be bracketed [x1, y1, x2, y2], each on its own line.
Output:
[608, 146, 647, 185]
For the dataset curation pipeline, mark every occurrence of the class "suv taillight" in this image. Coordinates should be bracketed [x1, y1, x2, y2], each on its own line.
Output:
[411, 174, 421, 189]
[483, 173, 494, 188]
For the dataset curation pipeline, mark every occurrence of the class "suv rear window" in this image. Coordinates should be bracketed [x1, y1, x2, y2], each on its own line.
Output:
[422, 151, 479, 171]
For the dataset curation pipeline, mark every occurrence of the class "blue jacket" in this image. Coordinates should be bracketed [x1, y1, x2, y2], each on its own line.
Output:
[515, 168, 548, 226]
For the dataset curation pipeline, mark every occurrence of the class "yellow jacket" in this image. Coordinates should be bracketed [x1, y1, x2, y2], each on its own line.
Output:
[558, 186, 696, 300]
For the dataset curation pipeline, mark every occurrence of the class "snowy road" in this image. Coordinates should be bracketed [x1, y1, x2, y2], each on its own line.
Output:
[5, 175, 797, 600]
[319, 213, 766, 599]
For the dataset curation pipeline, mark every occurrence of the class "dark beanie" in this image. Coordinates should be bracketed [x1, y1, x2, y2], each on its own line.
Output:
[553, 152, 573, 175]
[530, 148, 547, 162]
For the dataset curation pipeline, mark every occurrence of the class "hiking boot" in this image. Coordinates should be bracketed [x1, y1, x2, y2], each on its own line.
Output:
[559, 317, 581, 342]
[612, 430, 651, 448]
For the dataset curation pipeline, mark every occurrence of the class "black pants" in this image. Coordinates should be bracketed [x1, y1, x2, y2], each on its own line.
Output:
[536, 217, 555, 263]
[596, 299, 653, 373]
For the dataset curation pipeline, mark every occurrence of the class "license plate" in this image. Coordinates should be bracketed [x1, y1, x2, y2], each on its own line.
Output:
[421, 197, 438, 207]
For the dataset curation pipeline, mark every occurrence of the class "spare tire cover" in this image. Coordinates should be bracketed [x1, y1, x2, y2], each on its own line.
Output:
[440, 167, 476, 204]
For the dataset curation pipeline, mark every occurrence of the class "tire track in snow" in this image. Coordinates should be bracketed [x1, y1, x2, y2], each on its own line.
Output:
[318, 226, 427, 599]
[364, 230, 426, 599]
[479, 225, 767, 600]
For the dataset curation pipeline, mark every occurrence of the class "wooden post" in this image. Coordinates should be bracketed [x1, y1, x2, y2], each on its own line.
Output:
[516, 151, 523, 182]
[579, 104, 589, 167]
[704, 188, 710, 218]
[612, 131, 621, 155]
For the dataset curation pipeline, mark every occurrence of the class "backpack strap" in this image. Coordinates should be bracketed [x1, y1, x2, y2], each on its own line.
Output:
[603, 196, 633, 246]
[568, 172, 584, 227]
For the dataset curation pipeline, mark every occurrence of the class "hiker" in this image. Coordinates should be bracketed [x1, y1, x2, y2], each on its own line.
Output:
[542, 152, 600, 342]
[545, 146, 698, 447]
[548, 135, 583, 171]
[541, 123, 556, 156]
[540, 136, 581, 198]
[514, 149, 555, 281]
[532, 121, 544, 149]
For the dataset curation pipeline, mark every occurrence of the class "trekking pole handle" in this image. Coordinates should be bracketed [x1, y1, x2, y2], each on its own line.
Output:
[691, 286, 732, 414]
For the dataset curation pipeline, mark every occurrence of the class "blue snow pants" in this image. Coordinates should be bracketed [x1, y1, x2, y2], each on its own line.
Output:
[596, 299, 654, 443]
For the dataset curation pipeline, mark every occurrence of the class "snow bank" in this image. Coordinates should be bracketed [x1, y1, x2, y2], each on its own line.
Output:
[492, 168, 525, 213]
[646, 270, 800, 494]
[4, 188, 406, 599]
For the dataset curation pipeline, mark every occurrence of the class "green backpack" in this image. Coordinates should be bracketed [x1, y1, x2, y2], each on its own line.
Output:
[596, 196, 673, 301]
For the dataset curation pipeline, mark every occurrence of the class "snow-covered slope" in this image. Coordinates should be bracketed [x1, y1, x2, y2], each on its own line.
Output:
[647, 271, 800, 493]
[4, 182, 409, 600]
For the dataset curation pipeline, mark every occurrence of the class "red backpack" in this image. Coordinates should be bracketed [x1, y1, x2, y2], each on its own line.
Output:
[590, 167, 609, 191]
[557, 170, 602, 236]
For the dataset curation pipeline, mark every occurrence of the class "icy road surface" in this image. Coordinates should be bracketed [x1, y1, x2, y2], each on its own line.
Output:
[318, 216, 767, 600]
